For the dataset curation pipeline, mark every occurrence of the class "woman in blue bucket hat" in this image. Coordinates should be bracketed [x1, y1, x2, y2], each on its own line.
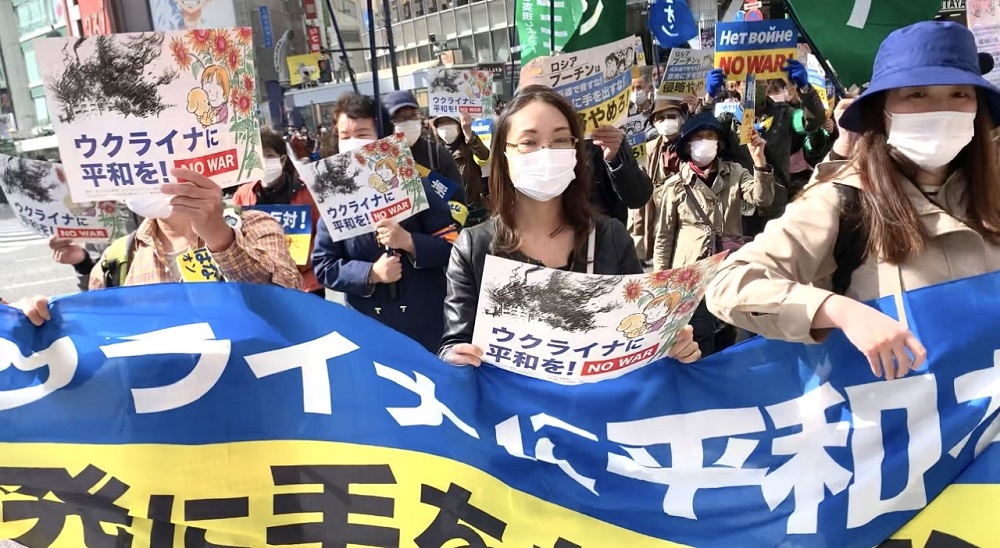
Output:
[706, 21, 1000, 381]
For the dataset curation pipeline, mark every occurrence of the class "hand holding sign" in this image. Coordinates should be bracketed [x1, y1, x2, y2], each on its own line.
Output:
[748, 131, 767, 169]
[784, 59, 810, 89]
[705, 68, 726, 100]
[375, 218, 415, 254]
[370, 253, 402, 284]
[163, 168, 234, 253]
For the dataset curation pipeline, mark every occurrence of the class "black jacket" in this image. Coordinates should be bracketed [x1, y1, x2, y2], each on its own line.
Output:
[438, 216, 641, 359]
[411, 136, 468, 206]
[586, 142, 652, 225]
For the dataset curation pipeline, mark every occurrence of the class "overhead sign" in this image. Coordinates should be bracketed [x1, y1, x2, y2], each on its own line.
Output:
[79, 0, 112, 36]
[745, 9, 764, 22]
[259, 6, 273, 48]
[940, 0, 966, 12]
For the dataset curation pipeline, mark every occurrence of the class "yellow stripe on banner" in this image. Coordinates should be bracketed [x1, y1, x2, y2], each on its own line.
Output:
[713, 48, 798, 80]
[632, 143, 647, 163]
[416, 164, 431, 178]
[0, 441, 689, 547]
[890, 484, 1000, 545]
[580, 90, 631, 138]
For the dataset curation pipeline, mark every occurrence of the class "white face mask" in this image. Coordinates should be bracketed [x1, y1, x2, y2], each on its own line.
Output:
[655, 118, 681, 137]
[689, 139, 719, 167]
[769, 92, 788, 103]
[886, 110, 976, 170]
[437, 125, 460, 144]
[126, 192, 173, 220]
[395, 120, 423, 146]
[262, 158, 284, 187]
[631, 90, 648, 105]
[505, 148, 577, 202]
[339, 137, 375, 153]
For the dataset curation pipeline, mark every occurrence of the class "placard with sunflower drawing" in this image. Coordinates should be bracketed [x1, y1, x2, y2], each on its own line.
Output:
[471, 252, 727, 385]
[291, 134, 429, 243]
[36, 28, 263, 202]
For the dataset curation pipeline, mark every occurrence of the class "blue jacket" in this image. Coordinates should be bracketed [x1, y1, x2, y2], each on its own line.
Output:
[312, 179, 457, 352]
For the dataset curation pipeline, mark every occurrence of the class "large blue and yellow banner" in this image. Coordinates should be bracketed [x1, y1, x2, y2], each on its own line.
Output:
[2, 272, 1000, 546]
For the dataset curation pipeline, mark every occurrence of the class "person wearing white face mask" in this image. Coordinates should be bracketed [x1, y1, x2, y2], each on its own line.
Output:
[628, 97, 687, 265]
[629, 75, 655, 117]
[652, 112, 772, 356]
[381, 91, 465, 208]
[311, 92, 462, 353]
[706, 21, 1000, 382]
[432, 112, 491, 226]
[232, 127, 324, 296]
[439, 86, 702, 367]
[9, 166, 303, 326]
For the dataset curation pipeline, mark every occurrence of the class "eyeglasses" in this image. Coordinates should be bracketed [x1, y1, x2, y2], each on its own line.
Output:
[504, 136, 579, 154]
[653, 113, 681, 123]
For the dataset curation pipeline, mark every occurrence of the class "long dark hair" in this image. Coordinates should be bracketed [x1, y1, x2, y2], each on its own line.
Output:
[488, 85, 595, 255]
[820, 90, 1000, 264]
[260, 126, 297, 179]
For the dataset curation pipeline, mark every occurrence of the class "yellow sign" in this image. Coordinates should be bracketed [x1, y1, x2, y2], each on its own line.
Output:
[286, 234, 311, 266]
[286, 53, 322, 87]
[177, 247, 221, 283]
[890, 484, 1000, 545]
[0, 441, 690, 547]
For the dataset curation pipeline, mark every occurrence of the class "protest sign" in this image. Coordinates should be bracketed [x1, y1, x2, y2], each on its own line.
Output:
[428, 68, 496, 117]
[149, 0, 236, 31]
[714, 19, 798, 79]
[658, 48, 715, 100]
[472, 253, 725, 384]
[741, 74, 757, 145]
[969, 0, 1000, 88]
[715, 100, 745, 121]
[4, 270, 1000, 545]
[247, 204, 313, 265]
[416, 163, 461, 202]
[633, 35, 647, 66]
[0, 154, 131, 243]
[797, 44, 829, 107]
[294, 134, 428, 243]
[36, 29, 264, 202]
[471, 117, 493, 151]
[621, 110, 649, 163]
[519, 37, 635, 137]
[176, 248, 221, 282]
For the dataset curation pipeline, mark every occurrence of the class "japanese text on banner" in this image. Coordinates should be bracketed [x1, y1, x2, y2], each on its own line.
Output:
[714, 19, 798, 79]
[248, 204, 313, 265]
[518, 37, 637, 137]
[471, 253, 726, 384]
[36, 29, 264, 202]
[294, 134, 429, 243]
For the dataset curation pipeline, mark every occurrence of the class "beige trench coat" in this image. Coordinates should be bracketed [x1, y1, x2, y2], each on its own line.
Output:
[629, 136, 680, 261]
[706, 161, 1000, 344]
[653, 160, 775, 271]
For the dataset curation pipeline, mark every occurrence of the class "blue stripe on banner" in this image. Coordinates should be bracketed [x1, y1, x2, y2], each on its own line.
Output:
[3, 270, 1000, 545]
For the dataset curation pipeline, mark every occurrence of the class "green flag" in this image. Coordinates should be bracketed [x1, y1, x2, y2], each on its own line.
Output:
[515, 0, 585, 64]
[784, 0, 941, 89]
[563, 0, 629, 56]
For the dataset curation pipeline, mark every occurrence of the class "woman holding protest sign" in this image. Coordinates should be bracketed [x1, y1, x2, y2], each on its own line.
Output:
[232, 127, 324, 297]
[438, 85, 700, 367]
[706, 22, 1000, 381]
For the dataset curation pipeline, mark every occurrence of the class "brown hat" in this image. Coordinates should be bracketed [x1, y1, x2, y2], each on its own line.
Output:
[651, 97, 684, 117]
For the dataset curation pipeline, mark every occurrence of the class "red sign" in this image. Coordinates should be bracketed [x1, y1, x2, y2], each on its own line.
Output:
[303, 0, 318, 21]
[307, 25, 322, 53]
[79, 0, 112, 36]
[744, 8, 764, 22]
[173, 149, 239, 179]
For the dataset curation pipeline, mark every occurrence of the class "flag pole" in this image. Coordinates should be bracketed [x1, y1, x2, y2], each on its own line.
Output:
[366, 0, 383, 138]
[549, 0, 556, 53]
[777, 0, 847, 98]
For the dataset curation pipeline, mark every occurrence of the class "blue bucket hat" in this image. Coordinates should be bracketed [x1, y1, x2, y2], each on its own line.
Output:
[675, 112, 726, 162]
[840, 21, 1000, 133]
[382, 90, 420, 118]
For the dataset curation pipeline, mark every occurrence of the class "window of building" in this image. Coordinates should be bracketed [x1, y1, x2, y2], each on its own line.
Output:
[33, 95, 48, 126]
[16, 0, 52, 37]
[474, 31, 492, 63]
[456, 6, 472, 35]
[488, 0, 508, 26]
[22, 46, 40, 86]
[491, 28, 510, 63]
[458, 35, 474, 64]
[414, 0, 424, 17]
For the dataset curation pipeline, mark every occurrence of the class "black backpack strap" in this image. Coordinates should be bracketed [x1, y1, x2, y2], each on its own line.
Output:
[831, 184, 867, 295]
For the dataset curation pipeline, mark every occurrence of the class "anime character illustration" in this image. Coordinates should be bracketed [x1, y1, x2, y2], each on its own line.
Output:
[367, 158, 400, 194]
[187, 64, 230, 127]
[186, 87, 215, 127]
[603, 49, 631, 81]
[173, 0, 213, 30]
[616, 291, 681, 340]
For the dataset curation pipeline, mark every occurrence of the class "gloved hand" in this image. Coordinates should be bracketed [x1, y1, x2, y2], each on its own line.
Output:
[785, 59, 810, 89]
[705, 69, 726, 99]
